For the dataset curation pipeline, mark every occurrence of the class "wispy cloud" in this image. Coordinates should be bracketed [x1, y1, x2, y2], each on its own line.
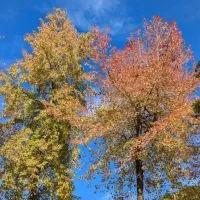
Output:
[34, 0, 135, 35]
[65, 0, 134, 35]
[0, 9, 16, 21]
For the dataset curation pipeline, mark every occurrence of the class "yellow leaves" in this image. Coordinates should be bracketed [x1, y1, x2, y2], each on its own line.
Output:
[0, 8, 93, 198]
[166, 186, 200, 200]
[0, 72, 12, 95]
[20, 9, 91, 93]
[8, 64, 21, 77]
[1, 123, 73, 193]
[43, 85, 85, 128]
[1, 7, 198, 199]
[1, 129, 40, 188]
[56, 181, 73, 199]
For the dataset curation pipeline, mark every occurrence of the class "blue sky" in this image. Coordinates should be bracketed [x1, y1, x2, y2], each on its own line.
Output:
[0, 0, 200, 199]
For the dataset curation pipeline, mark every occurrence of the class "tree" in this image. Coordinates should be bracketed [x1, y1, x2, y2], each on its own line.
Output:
[88, 17, 199, 199]
[0, 9, 93, 199]
[162, 186, 200, 200]
[195, 61, 200, 78]
[193, 61, 200, 116]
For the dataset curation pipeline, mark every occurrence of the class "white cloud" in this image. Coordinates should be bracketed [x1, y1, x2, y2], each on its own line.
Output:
[35, 0, 135, 35]
[65, 0, 133, 34]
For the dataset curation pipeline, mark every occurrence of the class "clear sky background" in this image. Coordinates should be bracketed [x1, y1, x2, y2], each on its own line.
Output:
[0, 0, 200, 199]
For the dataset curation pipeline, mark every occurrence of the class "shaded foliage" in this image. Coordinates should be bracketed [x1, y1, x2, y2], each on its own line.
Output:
[162, 186, 200, 200]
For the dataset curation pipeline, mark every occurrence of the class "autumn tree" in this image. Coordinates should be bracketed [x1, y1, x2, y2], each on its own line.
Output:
[88, 17, 200, 199]
[0, 9, 93, 199]
[195, 61, 200, 78]
[162, 186, 200, 200]
[193, 61, 200, 116]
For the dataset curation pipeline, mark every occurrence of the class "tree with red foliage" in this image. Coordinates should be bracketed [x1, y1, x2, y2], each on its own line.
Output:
[88, 17, 199, 199]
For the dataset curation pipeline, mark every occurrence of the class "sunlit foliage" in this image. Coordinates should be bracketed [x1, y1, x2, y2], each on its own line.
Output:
[0, 9, 93, 199]
[88, 17, 200, 199]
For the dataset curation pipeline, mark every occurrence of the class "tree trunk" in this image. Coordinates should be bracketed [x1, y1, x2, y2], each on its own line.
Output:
[29, 173, 40, 200]
[136, 157, 144, 200]
[135, 118, 144, 200]
[29, 187, 39, 200]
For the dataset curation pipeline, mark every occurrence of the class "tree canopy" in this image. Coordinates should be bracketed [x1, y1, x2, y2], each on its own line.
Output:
[162, 186, 200, 200]
[0, 9, 199, 200]
[0, 9, 94, 199]
[87, 16, 200, 199]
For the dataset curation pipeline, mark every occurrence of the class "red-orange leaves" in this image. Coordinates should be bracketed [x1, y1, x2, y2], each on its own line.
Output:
[88, 17, 199, 198]
[92, 17, 198, 143]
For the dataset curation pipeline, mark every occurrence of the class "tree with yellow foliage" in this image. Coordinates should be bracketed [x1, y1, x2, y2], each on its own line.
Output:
[0, 9, 93, 199]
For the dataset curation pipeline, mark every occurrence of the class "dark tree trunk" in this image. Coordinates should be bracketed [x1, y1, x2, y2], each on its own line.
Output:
[29, 188, 39, 200]
[136, 157, 144, 200]
[29, 171, 40, 200]
[135, 118, 144, 200]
